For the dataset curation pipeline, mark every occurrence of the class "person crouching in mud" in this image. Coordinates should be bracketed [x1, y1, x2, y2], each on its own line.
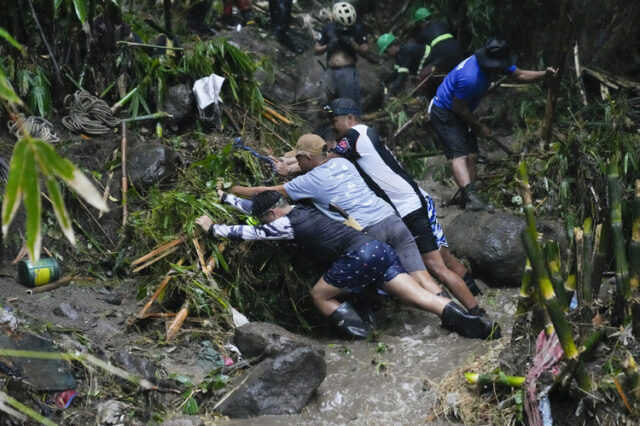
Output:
[196, 190, 500, 340]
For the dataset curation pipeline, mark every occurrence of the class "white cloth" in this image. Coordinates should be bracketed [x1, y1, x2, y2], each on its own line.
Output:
[192, 74, 226, 110]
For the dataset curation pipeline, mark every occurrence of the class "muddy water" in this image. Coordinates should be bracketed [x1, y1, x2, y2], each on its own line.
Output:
[215, 286, 518, 425]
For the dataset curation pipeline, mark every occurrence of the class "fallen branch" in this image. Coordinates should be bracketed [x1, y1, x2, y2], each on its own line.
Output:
[25, 274, 79, 295]
[0, 390, 53, 426]
[135, 258, 185, 320]
[132, 245, 180, 273]
[165, 302, 188, 341]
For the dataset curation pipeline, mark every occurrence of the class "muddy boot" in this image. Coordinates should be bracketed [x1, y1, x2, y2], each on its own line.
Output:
[441, 302, 501, 339]
[467, 304, 489, 319]
[350, 296, 376, 329]
[463, 271, 483, 296]
[461, 183, 493, 211]
[241, 10, 255, 26]
[327, 301, 370, 339]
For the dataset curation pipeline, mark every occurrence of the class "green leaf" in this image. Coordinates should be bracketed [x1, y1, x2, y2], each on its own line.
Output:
[0, 73, 22, 105]
[45, 175, 76, 246]
[181, 397, 199, 415]
[2, 139, 28, 235]
[72, 0, 88, 23]
[22, 148, 42, 261]
[0, 27, 24, 53]
[33, 139, 108, 212]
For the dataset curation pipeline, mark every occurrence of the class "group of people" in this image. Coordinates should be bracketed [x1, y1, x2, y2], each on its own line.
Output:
[193, 3, 559, 339]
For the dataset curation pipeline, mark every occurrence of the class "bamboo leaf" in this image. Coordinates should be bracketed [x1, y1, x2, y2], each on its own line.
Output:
[1, 140, 28, 235]
[33, 139, 108, 212]
[0, 73, 22, 105]
[72, 0, 88, 23]
[22, 148, 42, 261]
[0, 27, 24, 53]
[45, 175, 76, 246]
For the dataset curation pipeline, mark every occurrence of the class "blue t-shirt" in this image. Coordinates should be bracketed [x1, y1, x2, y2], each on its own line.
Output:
[284, 157, 396, 228]
[433, 55, 516, 111]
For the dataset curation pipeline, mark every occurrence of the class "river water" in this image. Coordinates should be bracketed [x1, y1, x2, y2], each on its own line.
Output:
[216, 285, 518, 425]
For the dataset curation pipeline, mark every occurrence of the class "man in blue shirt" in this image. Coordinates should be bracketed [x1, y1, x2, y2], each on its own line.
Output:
[430, 38, 557, 210]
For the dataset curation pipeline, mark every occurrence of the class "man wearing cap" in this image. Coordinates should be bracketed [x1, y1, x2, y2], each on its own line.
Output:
[328, 97, 487, 315]
[315, 2, 368, 107]
[230, 134, 456, 301]
[430, 37, 557, 210]
[196, 190, 498, 340]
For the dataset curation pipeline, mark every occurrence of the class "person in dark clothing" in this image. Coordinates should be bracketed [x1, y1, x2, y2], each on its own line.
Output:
[269, 0, 303, 53]
[377, 33, 426, 96]
[314, 2, 369, 107]
[186, 0, 217, 35]
[196, 190, 499, 340]
[221, 0, 254, 27]
[411, 7, 465, 96]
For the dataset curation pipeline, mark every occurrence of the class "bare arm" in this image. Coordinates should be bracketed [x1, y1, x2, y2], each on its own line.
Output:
[357, 42, 369, 57]
[314, 42, 327, 55]
[452, 97, 491, 138]
[510, 67, 558, 84]
[230, 184, 289, 198]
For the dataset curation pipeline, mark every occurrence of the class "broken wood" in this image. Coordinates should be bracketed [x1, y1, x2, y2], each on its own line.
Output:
[131, 236, 185, 267]
[132, 245, 180, 273]
[25, 274, 79, 295]
[165, 302, 188, 341]
[264, 106, 293, 125]
[136, 258, 185, 320]
[394, 111, 427, 138]
[573, 42, 588, 106]
[582, 67, 640, 92]
[192, 238, 211, 280]
[11, 245, 27, 265]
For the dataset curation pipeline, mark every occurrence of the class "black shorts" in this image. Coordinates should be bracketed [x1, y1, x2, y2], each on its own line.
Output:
[430, 105, 479, 159]
[401, 208, 439, 254]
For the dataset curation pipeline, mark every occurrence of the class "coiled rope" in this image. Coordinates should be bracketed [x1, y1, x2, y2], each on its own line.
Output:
[62, 91, 120, 135]
[7, 114, 59, 143]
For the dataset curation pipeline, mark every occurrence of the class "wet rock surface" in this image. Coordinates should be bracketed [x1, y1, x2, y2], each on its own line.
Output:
[163, 84, 195, 129]
[217, 345, 326, 417]
[234, 321, 324, 359]
[445, 211, 568, 287]
[127, 143, 179, 190]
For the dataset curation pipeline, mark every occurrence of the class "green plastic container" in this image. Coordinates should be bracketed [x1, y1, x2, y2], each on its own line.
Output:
[17, 258, 61, 288]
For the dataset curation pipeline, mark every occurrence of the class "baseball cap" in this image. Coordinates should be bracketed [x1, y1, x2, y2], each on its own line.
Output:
[285, 134, 327, 157]
[327, 98, 361, 117]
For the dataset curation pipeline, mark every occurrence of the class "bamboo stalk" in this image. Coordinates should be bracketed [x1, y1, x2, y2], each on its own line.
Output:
[131, 236, 185, 266]
[516, 259, 534, 315]
[166, 302, 188, 341]
[581, 218, 594, 304]
[607, 160, 631, 307]
[516, 161, 537, 241]
[521, 231, 578, 361]
[591, 223, 608, 297]
[573, 42, 588, 106]
[464, 372, 525, 388]
[121, 123, 128, 226]
[544, 240, 568, 311]
[136, 258, 185, 319]
[0, 391, 55, 426]
[116, 40, 184, 50]
[264, 106, 293, 125]
[623, 352, 640, 400]
[631, 180, 640, 294]
[132, 245, 180, 273]
[552, 329, 603, 394]
[25, 274, 78, 295]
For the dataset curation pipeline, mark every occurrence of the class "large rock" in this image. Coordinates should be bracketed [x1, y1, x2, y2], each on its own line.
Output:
[234, 322, 324, 359]
[446, 211, 568, 287]
[127, 143, 179, 190]
[163, 84, 195, 129]
[216, 346, 326, 417]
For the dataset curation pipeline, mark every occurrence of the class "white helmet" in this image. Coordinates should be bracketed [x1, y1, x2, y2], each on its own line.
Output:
[333, 2, 357, 27]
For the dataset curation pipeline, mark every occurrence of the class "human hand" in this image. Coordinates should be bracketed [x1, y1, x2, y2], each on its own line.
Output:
[216, 178, 225, 198]
[545, 66, 559, 78]
[195, 215, 214, 232]
[275, 161, 290, 176]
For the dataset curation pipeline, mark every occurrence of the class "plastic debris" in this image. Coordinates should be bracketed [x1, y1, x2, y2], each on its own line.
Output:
[54, 390, 77, 409]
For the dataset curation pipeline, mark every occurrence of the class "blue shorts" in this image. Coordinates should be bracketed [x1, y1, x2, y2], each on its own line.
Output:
[323, 241, 406, 293]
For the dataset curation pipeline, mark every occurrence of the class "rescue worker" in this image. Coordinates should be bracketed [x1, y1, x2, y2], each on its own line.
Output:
[269, 0, 303, 53]
[221, 0, 254, 27]
[377, 33, 427, 96]
[429, 38, 557, 210]
[196, 190, 499, 340]
[315, 2, 369, 107]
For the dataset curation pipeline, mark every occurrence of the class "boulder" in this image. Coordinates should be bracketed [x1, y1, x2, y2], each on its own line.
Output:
[127, 143, 179, 190]
[163, 84, 195, 129]
[446, 211, 568, 287]
[113, 352, 160, 381]
[234, 322, 324, 359]
[216, 346, 326, 417]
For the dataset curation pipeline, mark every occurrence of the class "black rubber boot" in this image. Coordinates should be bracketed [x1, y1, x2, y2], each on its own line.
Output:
[461, 183, 493, 211]
[441, 302, 501, 339]
[327, 301, 370, 339]
[467, 304, 488, 319]
[350, 296, 376, 328]
[463, 271, 483, 295]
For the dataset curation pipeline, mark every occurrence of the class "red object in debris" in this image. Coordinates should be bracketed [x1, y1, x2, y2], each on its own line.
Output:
[223, 356, 234, 366]
[55, 390, 77, 409]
